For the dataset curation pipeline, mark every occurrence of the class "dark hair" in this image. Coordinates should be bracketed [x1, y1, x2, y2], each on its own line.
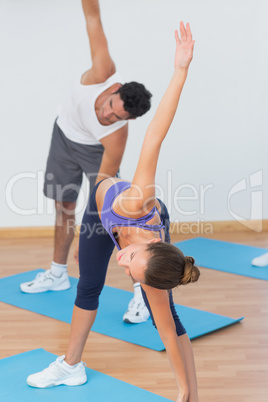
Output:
[145, 242, 200, 290]
[115, 82, 152, 118]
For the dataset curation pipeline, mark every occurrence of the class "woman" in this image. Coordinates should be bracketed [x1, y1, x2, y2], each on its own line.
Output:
[27, 22, 199, 402]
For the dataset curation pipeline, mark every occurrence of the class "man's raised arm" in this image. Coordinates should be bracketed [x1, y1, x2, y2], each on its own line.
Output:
[81, 0, 115, 84]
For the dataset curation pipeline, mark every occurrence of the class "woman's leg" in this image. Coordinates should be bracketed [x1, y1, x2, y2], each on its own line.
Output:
[65, 306, 97, 365]
[65, 185, 115, 364]
[26, 188, 115, 387]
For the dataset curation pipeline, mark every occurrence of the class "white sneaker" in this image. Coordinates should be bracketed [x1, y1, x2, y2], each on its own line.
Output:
[123, 284, 150, 324]
[27, 355, 87, 388]
[251, 252, 268, 267]
[20, 270, 71, 293]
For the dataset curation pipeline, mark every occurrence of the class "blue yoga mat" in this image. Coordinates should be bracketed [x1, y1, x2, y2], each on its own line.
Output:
[0, 349, 172, 402]
[0, 270, 243, 351]
[175, 237, 268, 280]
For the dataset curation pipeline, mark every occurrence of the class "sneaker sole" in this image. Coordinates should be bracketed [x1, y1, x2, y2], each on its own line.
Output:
[27, 374, 87, 388]
[123, 317, 149, 324]
[20, 283, 71, 294]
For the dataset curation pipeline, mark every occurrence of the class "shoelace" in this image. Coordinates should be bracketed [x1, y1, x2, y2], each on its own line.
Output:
[35, 270, 54, 282]
[45, 355, 65, 370]
[39, 356, 64, 375]
[129, 297, 147, 310]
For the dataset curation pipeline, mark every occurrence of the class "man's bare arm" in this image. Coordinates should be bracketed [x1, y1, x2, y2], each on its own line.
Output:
[81, 0, 115, 84]
[95, 124, 128, 184]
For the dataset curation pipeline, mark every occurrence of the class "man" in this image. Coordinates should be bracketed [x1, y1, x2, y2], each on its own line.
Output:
[20, 0, 152, 324]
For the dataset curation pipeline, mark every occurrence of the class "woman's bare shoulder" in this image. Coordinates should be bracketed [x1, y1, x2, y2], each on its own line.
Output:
[96, 178, 130, 211]
[96, 178, 160, 220]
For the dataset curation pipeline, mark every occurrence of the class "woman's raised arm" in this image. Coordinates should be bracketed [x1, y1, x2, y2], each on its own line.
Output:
[126, 22, 195, 213]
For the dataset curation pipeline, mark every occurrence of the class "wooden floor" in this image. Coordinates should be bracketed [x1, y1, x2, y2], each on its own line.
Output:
[1, 231, 268, 402]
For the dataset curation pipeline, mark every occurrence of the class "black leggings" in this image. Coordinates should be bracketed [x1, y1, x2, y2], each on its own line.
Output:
[75, 182, 186, 337]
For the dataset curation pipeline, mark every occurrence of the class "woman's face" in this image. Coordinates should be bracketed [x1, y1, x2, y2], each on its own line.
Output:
[116, 243, 148, 283]
[116, 239, 160, 283]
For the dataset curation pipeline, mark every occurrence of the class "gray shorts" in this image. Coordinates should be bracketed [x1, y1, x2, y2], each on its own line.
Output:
[43, 120, 104, 202]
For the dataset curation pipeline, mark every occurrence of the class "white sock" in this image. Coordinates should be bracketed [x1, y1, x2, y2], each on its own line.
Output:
[50, 261, 67, 277]
[133, 282, 142, 298]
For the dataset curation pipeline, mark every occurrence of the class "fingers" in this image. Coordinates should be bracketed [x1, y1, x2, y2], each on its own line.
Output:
[180, 21, 187, 41]
[174, 29, 181, 44]
[175, 21, 194, 45]
[178, 21, 193, 43]
[186, 23, 193, 42]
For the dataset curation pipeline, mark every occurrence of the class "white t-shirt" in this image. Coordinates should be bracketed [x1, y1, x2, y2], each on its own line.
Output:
[57, 72, 127, 145]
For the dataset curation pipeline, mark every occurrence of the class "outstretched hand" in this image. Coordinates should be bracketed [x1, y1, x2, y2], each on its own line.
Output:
[174, 22, 195, 70]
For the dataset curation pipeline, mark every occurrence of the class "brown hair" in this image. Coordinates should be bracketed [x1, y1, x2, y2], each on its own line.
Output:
[144, 242, 200, 290]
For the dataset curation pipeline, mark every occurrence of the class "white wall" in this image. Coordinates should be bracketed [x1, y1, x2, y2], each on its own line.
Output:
[1, 0, 267, 230]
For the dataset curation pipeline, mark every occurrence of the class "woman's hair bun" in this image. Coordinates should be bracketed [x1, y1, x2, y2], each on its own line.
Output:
[185, 256, 195, 265]
[181, 256, 200, 285]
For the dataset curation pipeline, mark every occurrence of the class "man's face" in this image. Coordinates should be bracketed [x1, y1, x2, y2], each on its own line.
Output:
[98, 93, 130, 125]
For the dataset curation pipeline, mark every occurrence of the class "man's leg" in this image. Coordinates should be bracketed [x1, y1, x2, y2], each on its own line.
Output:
[20, 120, 82, 293]
[53, 201, 76, 264]
[123, 281, 150, 324]
[41, 200, 78, 282]
[20, 201, 77, 293]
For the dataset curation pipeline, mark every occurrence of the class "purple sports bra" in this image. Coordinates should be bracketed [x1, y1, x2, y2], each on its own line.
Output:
[101, 181, 165, 250]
